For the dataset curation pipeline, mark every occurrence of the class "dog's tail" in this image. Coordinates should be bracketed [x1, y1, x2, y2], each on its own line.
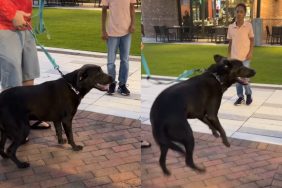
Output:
[152, 125, 185, 155]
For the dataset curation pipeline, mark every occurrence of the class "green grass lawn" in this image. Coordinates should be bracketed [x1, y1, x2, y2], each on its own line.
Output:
[32, 8, 141, 55]
[142, 44, 282, 84]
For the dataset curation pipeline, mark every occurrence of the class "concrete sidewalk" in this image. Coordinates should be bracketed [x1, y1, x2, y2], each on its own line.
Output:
[141, 78, 282, 145]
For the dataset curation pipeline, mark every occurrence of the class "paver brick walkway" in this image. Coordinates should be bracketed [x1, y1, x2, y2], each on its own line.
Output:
[142, 124, 282, 188]
[0, 111, 141, 188]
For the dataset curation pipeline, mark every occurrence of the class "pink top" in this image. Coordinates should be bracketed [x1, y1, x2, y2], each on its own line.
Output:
[101, 0, 136, 37]
[227, 21, 254, 61]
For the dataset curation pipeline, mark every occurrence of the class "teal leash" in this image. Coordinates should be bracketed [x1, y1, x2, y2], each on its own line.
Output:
[141, 52, 204, 85]
[141, 52, 151, 79]
[27, 24, 80, 95]
[27, 2, 80, 95]
[27, 24, 63, 76]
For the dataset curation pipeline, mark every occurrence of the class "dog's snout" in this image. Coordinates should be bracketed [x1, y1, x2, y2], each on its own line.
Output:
[249, 69, 256, 77]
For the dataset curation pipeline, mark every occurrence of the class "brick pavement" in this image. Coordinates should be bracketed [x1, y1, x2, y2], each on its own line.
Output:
[0, 111, 140, 188]
[142, 124, 282, 188]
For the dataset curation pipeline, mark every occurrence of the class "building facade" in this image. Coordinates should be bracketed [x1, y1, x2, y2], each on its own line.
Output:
[142, 0, 282, 42]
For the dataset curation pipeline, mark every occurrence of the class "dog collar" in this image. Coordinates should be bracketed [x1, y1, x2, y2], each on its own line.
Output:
[63, 80, 80, 95]
[212, 73, 223, 85]
[68, 83, 80, 95]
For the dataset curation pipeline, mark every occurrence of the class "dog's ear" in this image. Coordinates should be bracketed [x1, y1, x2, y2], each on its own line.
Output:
[77, 66, 89, 83]
[214, 54, 225, 64]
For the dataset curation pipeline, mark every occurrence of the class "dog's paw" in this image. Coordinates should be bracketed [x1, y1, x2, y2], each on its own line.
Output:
[223, 140, 231, 147]
[72, 145, 83, 151]
[163, 169, 171, 176]
[212, 131, 220, 138]
[58, 138, 67, 144]
[195, 165, 206, 173]
[17, 162, 30, 168]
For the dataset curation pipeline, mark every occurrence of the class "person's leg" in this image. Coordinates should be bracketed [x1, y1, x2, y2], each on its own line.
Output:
[22, 30, 40, 86]
[0, 30, 23, 90]
[244, 84, 252, 96]
[236, 83, 244, 98]
[234, 82, 245, 105]
[22, 30, 50, 129]
[242, 60, 253, 105]
[107, 36, 120, 94]
[22, 80, 34, 86]
[117, 34, 131, 96]
[107, 37, 119, 82]
[118, 33, 131, 86]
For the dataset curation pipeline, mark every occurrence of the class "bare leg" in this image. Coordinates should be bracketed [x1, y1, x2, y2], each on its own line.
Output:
[22, 79, 34, 86]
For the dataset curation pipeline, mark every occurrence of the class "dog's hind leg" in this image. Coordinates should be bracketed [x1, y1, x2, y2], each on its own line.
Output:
[53, 121, 67, 144]
[6, 119, 30, 168]
[159, 144, 170, 176]
[62, 119, 83, 151]
[181, 123, 206, 173]
[0, 131, 8, 158]
[6, 141, 30, 168]
[168, 142, 185, 155]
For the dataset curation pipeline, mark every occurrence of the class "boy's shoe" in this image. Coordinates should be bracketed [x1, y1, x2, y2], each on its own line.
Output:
[107, 82, 116, 95]
[246, 95, 253, 105]
[117, 84, 130, 96]
[234, 97, 245, 106]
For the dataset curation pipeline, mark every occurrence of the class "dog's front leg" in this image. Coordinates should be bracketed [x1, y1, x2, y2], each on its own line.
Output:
[199, 116, 220, 138]
[62, 119, 83, 151]
[53, 121, 67, 144]
[206, 115, 230, 147]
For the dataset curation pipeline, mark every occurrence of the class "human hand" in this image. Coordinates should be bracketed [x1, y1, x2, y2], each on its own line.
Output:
[246, 52, 252, 60]
[101, 31, 108, 40]
[129, 25, 135, 33]
[12, 11, 31, 30]
[141, 42, 144, 50]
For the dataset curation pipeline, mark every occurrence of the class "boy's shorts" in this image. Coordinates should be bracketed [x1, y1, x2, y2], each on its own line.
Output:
[0, 30, 40, 89]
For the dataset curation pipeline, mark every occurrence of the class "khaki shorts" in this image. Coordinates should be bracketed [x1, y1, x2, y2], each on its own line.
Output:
[0, 30, 40, 89]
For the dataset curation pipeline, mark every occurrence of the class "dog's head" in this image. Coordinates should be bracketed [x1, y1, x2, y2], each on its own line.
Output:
[208, 54, 256, 86]
[76, 64, 113, 92]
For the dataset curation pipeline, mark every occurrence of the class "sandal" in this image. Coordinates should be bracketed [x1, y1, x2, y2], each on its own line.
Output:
[30, 121, 51, 130]
[141, 140, 151, 148]
[22, 137, 29, 145]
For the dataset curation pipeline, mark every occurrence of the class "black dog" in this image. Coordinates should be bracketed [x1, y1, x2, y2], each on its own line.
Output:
[150, 55, 256, 175]
[0, 64, 113, 168]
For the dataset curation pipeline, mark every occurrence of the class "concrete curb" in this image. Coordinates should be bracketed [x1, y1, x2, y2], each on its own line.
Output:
[36, 46, 141, 62]
[141, 74, 282, 90]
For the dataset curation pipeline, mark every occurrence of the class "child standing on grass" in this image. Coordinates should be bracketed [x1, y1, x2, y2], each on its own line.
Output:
[227, 3, 254, 106]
